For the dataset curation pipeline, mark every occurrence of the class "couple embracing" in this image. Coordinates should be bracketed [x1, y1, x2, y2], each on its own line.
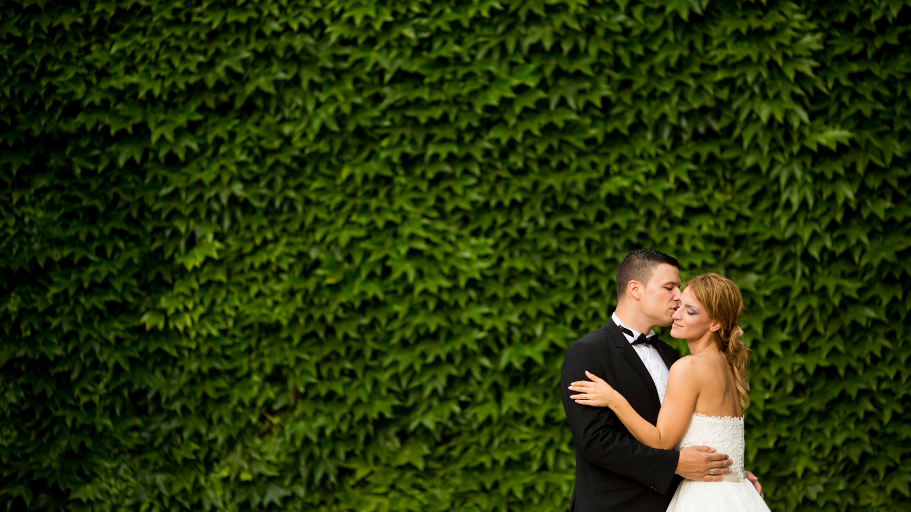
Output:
[560, 249, 772, 512]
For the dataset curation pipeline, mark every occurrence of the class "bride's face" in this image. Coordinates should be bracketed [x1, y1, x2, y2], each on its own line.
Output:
[670, 288, 718, 340]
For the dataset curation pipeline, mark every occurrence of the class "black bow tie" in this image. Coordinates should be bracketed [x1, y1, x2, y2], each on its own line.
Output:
[620, 326, 659, 348]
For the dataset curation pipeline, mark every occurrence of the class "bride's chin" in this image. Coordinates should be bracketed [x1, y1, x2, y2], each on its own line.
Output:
[669, 327, 683, 339]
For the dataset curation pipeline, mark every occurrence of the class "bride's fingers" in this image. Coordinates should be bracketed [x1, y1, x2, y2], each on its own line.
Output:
[573, 398, 597, 404]
[584, 371, 606, 383]
[569, 393, 599, 400]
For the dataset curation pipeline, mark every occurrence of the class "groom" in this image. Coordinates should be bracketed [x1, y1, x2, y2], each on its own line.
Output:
[560, 249, 761, 511]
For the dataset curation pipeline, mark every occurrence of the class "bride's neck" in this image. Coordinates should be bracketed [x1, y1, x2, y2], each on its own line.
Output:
[686, 333, 718, 356]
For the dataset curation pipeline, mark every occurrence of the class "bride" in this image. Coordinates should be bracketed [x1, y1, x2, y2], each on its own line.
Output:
[568, 273, 771, 511]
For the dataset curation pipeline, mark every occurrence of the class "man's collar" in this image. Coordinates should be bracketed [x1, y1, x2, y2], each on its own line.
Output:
[611, 312, 657, 341]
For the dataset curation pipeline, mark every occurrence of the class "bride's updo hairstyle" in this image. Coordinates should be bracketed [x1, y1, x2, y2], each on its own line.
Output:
[686, 273, 752, 408]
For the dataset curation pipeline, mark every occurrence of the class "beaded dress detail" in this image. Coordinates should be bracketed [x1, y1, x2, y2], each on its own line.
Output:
[675, 413, 745, 482]
[665, 413, 771, 512]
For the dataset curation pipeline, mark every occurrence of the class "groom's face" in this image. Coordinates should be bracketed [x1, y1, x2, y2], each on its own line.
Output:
[641, 263, 682, 328]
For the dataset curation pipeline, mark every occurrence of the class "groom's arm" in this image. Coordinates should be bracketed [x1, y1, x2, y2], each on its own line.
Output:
[561, 342, 679, 494]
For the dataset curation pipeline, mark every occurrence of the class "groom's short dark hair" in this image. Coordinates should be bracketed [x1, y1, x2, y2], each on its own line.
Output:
[616, 249, 679, 299]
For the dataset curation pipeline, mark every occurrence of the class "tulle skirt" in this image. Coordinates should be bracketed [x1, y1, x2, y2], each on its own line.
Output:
[667, 479, 772, 512]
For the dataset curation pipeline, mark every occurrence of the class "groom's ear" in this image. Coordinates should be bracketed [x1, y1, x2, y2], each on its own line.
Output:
[627, 280, 642, 300]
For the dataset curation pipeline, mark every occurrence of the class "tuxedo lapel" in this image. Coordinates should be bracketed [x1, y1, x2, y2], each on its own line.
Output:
[604, 320, 662, 411]
[655, 339, 679, 370]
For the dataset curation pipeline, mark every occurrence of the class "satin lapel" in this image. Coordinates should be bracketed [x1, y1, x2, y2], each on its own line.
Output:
[655, 339, 679, 370]
[621, 347, 662, 410]
[605, 320, 662, 411]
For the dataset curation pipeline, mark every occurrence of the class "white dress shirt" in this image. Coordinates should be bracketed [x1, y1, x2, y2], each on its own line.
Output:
[612, 312, 670, 404]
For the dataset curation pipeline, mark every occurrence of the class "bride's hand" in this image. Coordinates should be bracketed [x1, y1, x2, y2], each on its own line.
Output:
[569, 371, 620, 408]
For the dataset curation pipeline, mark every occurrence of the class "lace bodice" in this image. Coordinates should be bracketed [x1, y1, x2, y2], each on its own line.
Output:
[676, 412, 745, 482]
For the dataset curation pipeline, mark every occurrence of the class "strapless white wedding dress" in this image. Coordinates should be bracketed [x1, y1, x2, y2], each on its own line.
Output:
[667, 413, 771, 512]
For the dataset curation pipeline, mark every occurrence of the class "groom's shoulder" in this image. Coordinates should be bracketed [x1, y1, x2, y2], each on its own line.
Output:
[565, 324, 611, 353]
[579, 323, 611, 342]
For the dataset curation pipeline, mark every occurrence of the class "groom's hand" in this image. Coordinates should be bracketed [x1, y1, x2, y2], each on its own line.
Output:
[675, 446, 733, 482]
[745, 471, 763, 498]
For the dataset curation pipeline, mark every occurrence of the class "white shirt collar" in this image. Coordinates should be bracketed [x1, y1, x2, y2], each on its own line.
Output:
[612, 312, 657, 342]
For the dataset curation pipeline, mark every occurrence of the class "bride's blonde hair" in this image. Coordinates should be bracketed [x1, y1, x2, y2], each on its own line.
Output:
[686, 273, 752, 408]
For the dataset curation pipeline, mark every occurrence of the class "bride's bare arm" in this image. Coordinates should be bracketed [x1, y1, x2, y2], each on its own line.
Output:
[569, 357, 700, 450]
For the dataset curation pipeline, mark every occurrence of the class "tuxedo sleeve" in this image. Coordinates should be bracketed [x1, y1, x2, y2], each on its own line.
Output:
[561, 342, 679, 494]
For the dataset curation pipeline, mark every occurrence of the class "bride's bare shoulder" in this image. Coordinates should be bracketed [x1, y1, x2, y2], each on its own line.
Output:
[669, 355, 699, 375]
[669, 354, 716, 381]
[670, 355, 703, 369]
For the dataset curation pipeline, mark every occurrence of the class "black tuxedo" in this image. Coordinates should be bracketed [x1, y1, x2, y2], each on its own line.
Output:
[560, 318, 683, 512]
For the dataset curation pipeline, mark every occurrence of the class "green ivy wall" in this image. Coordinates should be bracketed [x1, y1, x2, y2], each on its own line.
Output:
[2, 0, 910, 510]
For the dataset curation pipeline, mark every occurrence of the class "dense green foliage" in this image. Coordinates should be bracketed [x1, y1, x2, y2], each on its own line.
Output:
[2, 0, 911, 510]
